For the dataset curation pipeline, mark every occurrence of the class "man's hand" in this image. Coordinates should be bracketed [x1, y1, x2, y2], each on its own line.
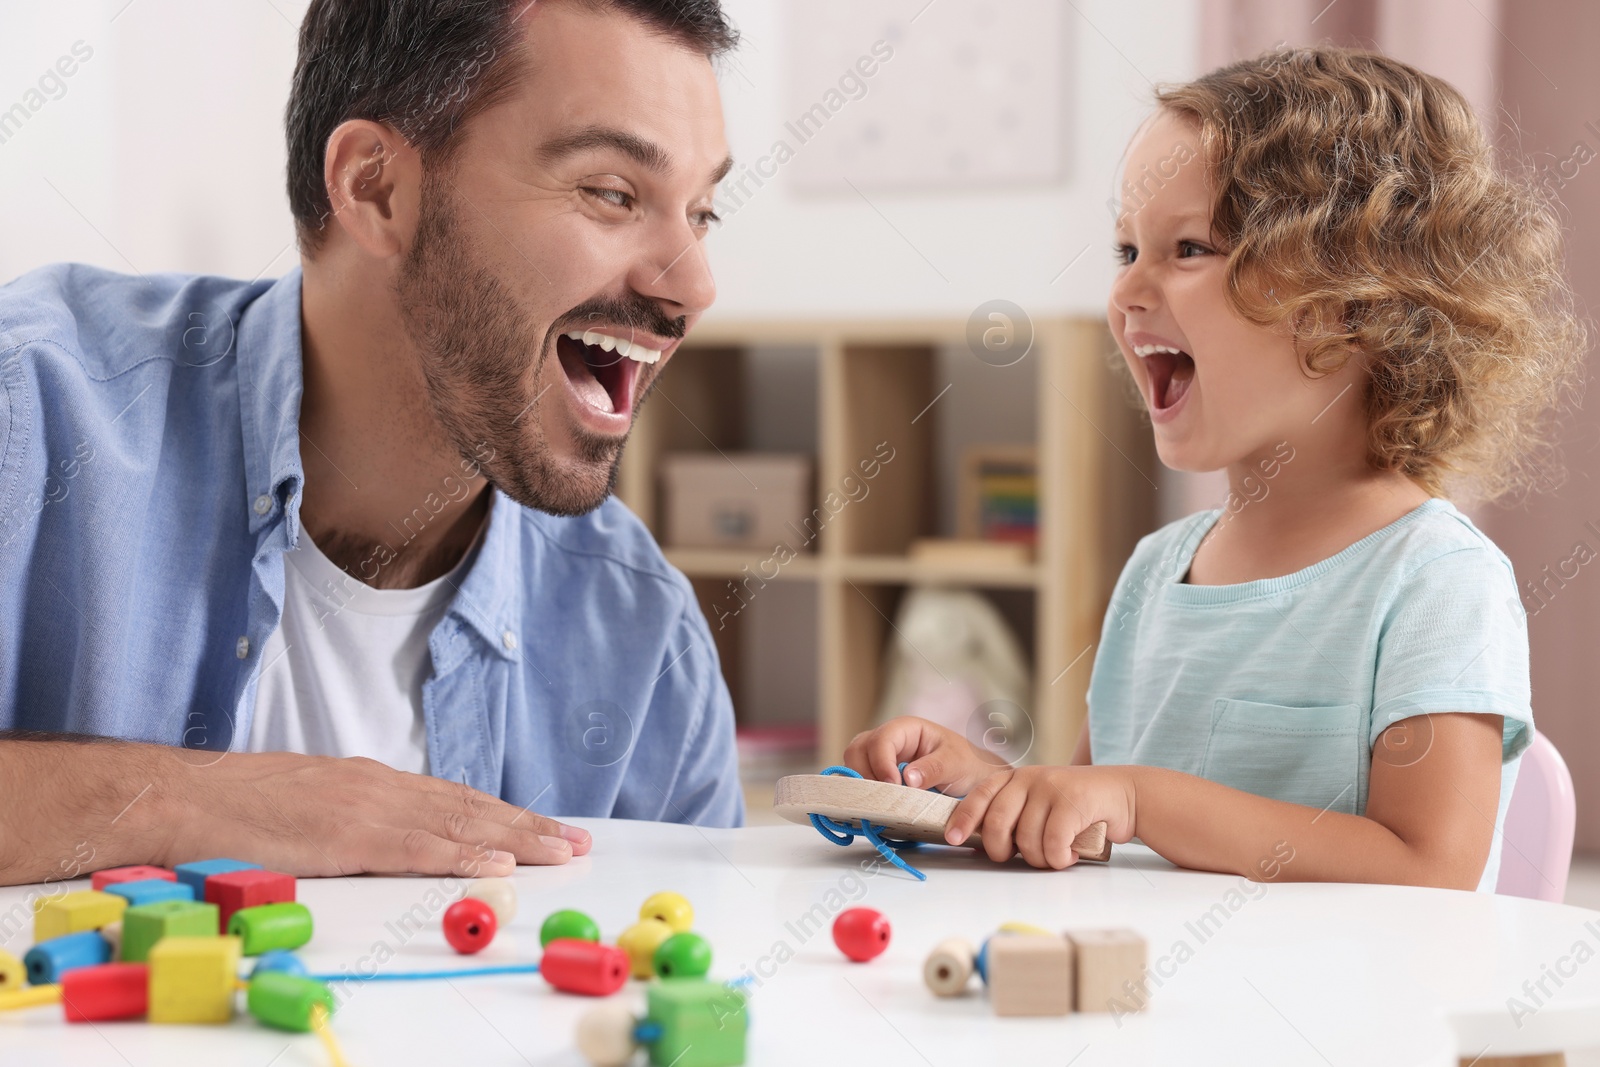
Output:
[946, 765, 1137, 870]
[842, 716, 1001, 797]
[0, 738, 591, 886]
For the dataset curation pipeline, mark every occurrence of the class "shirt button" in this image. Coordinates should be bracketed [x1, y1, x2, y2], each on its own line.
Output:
[236, 636, 251, 659]
[502, 630, 518, 651]
[252, 494, 272, 516]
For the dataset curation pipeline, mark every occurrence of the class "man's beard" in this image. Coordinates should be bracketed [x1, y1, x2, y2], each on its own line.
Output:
[396, 174, 667, 517]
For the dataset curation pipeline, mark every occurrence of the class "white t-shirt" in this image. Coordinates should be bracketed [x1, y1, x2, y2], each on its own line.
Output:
[249, 526, 475, 773]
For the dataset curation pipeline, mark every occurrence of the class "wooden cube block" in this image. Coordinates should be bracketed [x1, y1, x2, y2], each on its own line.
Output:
[105, 878, 195, 909]
[33, 890, 127, 941]
[91, 866, 176, 891]
[121, 900, 220, 964]
[987, 934, 1075, 1017]
[204, 869, 295, 933]
[148, 936, 242, 1024]
[645, 978, 747, 1067]
[173, 858, 260, 897]
[1067, 928, 1147, 1014]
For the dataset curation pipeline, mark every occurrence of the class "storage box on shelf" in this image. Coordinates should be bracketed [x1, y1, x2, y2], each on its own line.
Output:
[617, 318, 1155, 775]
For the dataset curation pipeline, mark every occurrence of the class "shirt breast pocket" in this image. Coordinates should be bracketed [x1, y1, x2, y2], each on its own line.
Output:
[1201, 699, 1364, 816]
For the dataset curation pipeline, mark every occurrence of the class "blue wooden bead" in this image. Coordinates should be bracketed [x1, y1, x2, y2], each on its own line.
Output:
[252, 950, 309, 979]
[105, 878, 195, 908]
[173, 858, 261, 896]
[976, 938, 990, 984]
[24, 931, 111, 985]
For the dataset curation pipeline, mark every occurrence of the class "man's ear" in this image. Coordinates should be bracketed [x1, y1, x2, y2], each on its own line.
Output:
[321, 119, 421, 259]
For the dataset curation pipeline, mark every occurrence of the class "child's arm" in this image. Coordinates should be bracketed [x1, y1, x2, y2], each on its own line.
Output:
[945, 712, 1505, 889]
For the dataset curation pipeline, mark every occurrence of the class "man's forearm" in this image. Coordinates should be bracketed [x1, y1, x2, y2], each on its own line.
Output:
[0, 735, 178, 885]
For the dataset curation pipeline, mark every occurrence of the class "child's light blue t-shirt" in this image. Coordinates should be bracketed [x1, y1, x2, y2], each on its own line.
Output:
[1087, 498, 1531, 893]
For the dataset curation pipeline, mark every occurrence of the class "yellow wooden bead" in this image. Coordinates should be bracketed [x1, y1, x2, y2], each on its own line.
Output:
[616, 919, 675, 979]
[148, 935, 242, 1024]
[997, 922, 1054, 938]
[33, 891, 127, 942]
[639, 892, 693, 933]
[0, 948, 24, 991]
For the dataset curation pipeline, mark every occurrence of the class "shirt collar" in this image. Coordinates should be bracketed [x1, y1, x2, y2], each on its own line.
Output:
[236, 267, 306, 543]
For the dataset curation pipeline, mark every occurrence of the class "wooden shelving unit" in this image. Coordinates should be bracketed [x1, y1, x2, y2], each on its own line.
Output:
[616, 317, 1156, 793]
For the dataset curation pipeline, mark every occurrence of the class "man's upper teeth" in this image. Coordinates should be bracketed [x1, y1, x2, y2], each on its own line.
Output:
[1133, 343, 1184, 358]
[565, 330, 662, 364]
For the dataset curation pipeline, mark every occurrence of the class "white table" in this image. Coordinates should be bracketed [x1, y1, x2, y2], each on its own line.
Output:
[4, 817, 1600, 1066]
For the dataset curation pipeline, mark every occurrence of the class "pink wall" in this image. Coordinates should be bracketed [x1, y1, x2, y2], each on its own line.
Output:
[1197, 0, 1600, 848]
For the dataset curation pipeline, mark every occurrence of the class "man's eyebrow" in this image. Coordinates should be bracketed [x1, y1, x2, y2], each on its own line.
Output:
[710, 155, 734, 185]
[539, 125, 672, 174]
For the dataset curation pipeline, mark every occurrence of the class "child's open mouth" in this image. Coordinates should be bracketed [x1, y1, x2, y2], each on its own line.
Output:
[1134, 343, 1195, 413]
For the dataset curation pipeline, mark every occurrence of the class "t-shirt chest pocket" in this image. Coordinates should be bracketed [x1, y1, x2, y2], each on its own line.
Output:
[1200, 699, 1364, 815]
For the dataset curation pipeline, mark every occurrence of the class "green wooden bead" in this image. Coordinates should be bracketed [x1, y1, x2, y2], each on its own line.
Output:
[540, 908, 600, 948]
[247, 970, 335, 1033]
[652, 932, 712, 980]
[645, 978, 746, 1067]
[228, 902, 314, 956]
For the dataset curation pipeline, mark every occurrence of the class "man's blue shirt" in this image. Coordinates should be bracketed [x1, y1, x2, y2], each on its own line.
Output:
[0, 263, 743, 827]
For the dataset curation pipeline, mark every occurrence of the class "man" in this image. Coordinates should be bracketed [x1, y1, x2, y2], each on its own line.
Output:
[0, 0, 743, 887]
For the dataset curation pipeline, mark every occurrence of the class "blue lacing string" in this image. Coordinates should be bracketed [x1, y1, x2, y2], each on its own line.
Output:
[807, 765, 928, 882]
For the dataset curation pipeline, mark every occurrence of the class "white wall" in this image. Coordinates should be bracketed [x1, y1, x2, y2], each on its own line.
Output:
[1, 0, 1202, 323]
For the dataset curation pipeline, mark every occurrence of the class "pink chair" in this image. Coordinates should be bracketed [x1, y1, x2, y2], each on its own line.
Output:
[1496, 731, 1576, 903]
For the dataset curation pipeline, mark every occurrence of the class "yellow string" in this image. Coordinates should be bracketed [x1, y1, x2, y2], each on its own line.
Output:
[0, 984, 63, 1012]
[310, 1002, 349, 1067]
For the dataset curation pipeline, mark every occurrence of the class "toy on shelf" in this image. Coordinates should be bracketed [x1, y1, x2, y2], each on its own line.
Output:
[832, 908, 890, 962]
[774, 769, 1111, 877]
[920, 926, 1148, 1016]
[577, 979, 748, 1067]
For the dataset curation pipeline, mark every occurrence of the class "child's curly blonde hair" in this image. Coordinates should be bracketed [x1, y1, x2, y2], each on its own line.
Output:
[1155, 46, 1587, 501]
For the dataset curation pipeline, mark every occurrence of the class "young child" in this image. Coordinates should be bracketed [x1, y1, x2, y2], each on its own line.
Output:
[844, 47, 1586, 891]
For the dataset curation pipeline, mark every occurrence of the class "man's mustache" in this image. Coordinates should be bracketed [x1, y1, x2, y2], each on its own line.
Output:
[558, 295, 686, 342]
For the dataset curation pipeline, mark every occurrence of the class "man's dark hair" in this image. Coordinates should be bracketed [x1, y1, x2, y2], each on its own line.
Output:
[285, 0, 738, 254]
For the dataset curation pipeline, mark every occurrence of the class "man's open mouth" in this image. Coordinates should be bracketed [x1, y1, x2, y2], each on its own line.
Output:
[1134, 343, 1195, 411]
[556, 330, 659, 416]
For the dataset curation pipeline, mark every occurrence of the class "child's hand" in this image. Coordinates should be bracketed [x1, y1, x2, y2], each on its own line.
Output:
[946, 765, 1137, 870]
[842, 716, 1002, 797]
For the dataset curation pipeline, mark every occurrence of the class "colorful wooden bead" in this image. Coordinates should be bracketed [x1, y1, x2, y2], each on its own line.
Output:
[639, 892, 694, 933]
[464, 878, 518, 926]
[617, 918, 675, 979]
[105, 878, 195, 909]
[25, 932, 111, 985]
[247, 970, 335, 1032]
[443, 898, 498, 954]
[988, 934, 1074, 1017]
[173, 858, 261, 896]
[541, 939, 629, 996]
[832, 908, 890, 962]
[252, 950, 309, 979]
[91, 866, 176, 891]
[60, 962, 149, 1023]
[998, 921, 1054, 937]
[646, 978, 747, 1067]
[204, 869, 295, 933]
[121, 900, 221, 964]
[540, 908, 600, 948]
[0, 948, 25, 991]
[923, 938, 976, 997]
[100, 921, 122, 962]
[228, 902, 314, 956]
[33, 890, 127, 942]
[576, 1002, 640, 1066]
[653, 932, 712, 980]
[147, 935, 243, 1024]
[1067, 928, 1148, 1014]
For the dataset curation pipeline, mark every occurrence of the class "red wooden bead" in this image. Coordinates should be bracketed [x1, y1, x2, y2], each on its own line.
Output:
[91, 866, 176, 891]
[443, 898, 498, 955]
[540, 938, 628, 996]
[60, 962, 150, 1022]
[833, 908, 891, 962]
[204, 869, 296, 933]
